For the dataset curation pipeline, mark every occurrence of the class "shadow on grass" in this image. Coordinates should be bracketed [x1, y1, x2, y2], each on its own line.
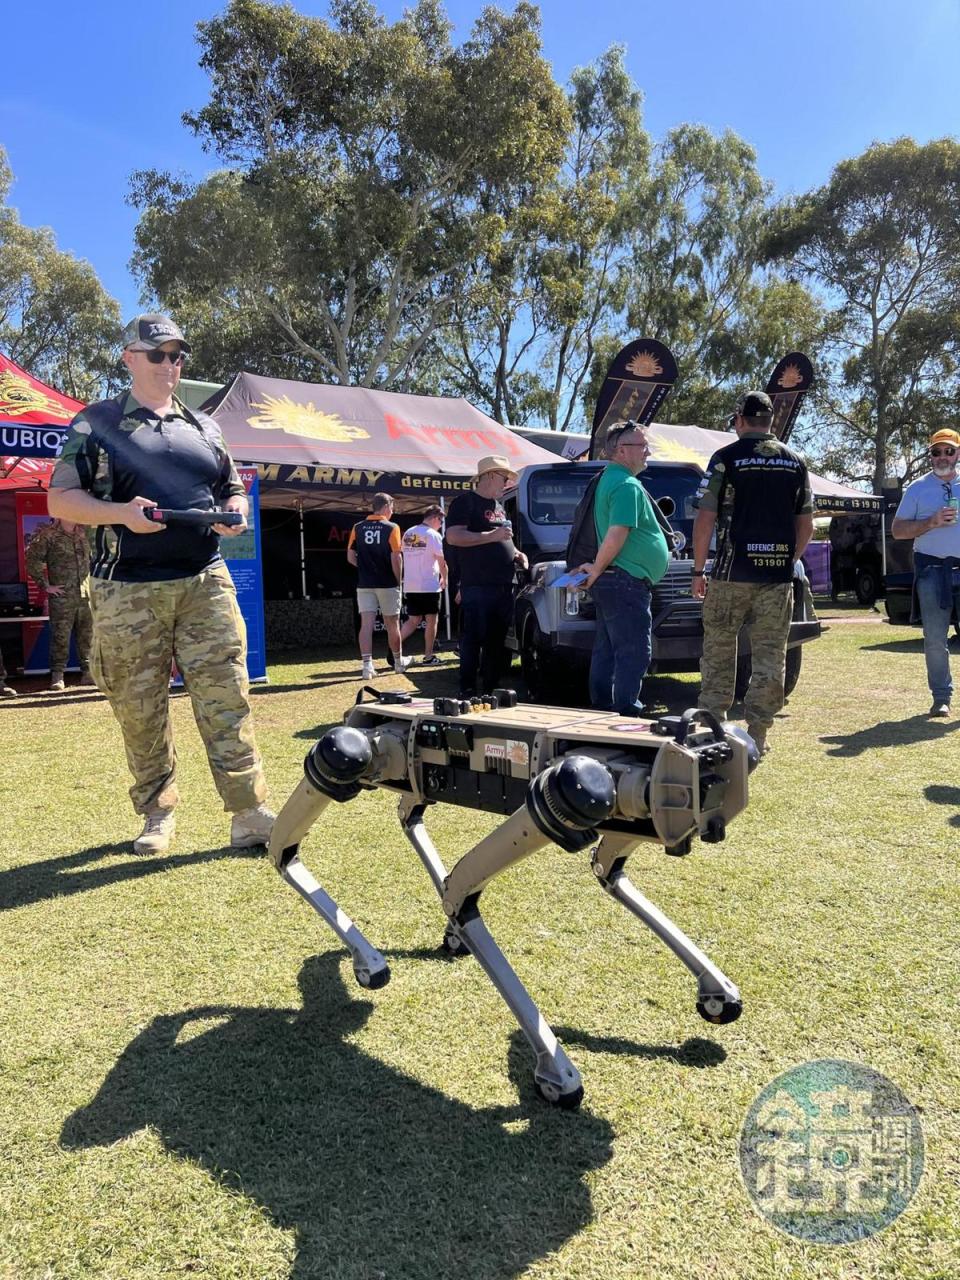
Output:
[555, 1027, 726, 1068]
[819, 714, 960, 757]
[382, 952, 727, 1067]
[859, 638, 927, 654]
[924, 783, 960, 828]
[0, 844, 261, 913]
[61, 951, 614, 1280]
[0, 689, 105, 710]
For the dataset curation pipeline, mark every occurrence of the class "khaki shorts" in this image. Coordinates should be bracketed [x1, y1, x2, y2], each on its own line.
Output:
[357, 586, 401, 617]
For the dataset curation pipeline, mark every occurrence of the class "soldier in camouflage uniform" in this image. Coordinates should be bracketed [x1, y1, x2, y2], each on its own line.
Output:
[47, 313, 273, 855]
[691, 391, 814, 756]
[25, 518, 94, 690]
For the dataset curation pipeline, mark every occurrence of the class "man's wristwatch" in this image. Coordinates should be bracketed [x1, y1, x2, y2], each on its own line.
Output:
[692, 569, 705, 576]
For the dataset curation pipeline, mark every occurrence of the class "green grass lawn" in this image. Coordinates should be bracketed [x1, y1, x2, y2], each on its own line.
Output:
[1, 615, 957, 1279]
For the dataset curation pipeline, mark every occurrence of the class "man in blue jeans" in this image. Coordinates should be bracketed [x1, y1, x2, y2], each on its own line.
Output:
[892, 427, 960, 716]
[578, 423, 670, 714]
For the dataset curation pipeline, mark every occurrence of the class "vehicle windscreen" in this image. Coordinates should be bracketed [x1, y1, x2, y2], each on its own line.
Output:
[527, 470, 595, 525]
[526, 467, 703, 526]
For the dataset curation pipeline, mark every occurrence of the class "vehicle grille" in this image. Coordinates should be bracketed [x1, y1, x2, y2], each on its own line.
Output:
[653, 562, 696, 609]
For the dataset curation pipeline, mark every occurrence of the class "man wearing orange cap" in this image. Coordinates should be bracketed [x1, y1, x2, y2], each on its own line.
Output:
[892, 428, 960, 715]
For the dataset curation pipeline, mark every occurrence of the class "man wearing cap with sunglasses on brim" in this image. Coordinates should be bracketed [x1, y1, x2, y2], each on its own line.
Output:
[891, 428, 960, 716]
[692, 390, 814, 757]
[445, 454, 528, 698]
[47, 313, 274, 855]
[576, 421, 670, 715]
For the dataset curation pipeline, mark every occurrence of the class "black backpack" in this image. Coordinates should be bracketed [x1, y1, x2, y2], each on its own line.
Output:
[565, 471, 604, 569]
[565, 470, 674, 569]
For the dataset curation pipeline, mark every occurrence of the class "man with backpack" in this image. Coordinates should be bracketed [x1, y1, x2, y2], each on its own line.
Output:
[574, 422, 670, 715]
[46, 314, 274, 856]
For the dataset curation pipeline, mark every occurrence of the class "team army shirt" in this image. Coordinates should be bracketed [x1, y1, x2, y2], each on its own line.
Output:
[695, 431, 813, 582]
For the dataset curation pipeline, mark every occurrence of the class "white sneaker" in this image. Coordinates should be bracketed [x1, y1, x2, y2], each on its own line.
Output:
[394, 655, 412, 673]
[133, 809, 176, 856]
[231, 804, 276, 849]
[361, 660, 377, 680]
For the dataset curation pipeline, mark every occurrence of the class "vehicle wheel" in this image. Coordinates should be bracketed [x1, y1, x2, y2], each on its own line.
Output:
[520, 615, 559, 704]
[734, 646, 802, 702]
[734, 653, 751, 703]
[784, 645, 801, 698]
[855, 566, 878, 607]
[884, 595, 912, 625]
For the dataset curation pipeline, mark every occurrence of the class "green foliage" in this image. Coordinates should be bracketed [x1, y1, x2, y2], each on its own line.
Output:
[586, 125, 826, 430]
[0, 148, 121, 400]
[431, 44, 645, 425]
[763, 137, 960, 488]
[131, 0, 569, 389]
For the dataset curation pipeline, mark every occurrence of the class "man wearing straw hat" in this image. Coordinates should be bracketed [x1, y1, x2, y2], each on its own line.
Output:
[445, 455, 527, 699]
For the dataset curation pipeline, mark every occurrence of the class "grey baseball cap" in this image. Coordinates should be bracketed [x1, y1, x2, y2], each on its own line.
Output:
[122, 313, 191, 353]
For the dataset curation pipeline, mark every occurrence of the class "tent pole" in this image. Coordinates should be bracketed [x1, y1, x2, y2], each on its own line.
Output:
[441, 496, 451, 643]
[298, 501, 308, 599]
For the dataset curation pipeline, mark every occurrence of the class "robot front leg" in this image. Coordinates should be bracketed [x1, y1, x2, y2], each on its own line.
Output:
[591, 835, 743, 1025]
[268, 729, 391, 990]
[442, 756, 616, 1107]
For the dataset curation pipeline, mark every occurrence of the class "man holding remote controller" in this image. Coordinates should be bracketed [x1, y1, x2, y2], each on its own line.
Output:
[892, 427, 960, 717]
[48, 314, 273, 855]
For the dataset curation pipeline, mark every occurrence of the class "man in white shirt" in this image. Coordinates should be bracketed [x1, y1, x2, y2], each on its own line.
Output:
[892, 427, 960, 715]
[400, 505, 447, 665]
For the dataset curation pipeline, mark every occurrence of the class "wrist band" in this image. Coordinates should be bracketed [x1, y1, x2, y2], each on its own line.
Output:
[692, 570, 705, 576]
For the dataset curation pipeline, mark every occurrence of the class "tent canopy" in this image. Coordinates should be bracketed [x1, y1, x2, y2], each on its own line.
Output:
[645, 422, 882, 516]
[0, 353, 83, 490]
[207, 373, 561, 511]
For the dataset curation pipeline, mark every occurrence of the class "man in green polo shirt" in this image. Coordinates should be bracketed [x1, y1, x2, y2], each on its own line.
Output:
[579, 422, 670, 714]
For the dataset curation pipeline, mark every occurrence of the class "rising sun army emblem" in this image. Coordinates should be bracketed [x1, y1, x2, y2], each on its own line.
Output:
[625, 351, 664, 378]
[247, 395, 370, 442]
[0, 369, 74, 420]
[777, 363, 804, 390]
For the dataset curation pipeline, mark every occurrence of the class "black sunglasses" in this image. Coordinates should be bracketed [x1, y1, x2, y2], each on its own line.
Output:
[143, 349, 186, 366]
[930, 447, 957, 458]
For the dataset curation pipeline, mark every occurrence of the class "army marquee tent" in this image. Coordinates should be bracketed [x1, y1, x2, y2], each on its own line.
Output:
[206, 373, 560, 511]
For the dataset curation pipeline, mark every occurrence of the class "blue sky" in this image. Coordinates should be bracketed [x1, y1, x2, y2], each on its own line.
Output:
[2, 0, 959, 321]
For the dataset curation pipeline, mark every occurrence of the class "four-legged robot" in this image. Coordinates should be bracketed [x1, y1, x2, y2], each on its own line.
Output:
[268, 688, 758, 1108]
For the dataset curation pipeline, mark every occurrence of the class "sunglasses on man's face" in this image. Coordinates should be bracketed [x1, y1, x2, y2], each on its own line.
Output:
[142, 349, 186, 366]
[930, 447, 957, 458]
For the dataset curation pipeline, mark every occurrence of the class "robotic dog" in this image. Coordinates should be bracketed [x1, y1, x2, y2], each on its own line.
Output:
[268, 688, 757, 1108]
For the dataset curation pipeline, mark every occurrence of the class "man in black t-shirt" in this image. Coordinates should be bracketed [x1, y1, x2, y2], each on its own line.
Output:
[691, 391, 814, 755]
[347, 493, 408, 681]
[47, 313, 272, 856]
[446, 455, 528, 697]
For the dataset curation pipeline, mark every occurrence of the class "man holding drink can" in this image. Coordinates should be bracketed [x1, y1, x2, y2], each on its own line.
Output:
[892, 427, 960, 715]
[446, 455, 527, 699]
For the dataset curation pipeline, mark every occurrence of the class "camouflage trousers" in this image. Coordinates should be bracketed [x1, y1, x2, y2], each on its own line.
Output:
[699, 579, 792, 734]
[89, 564, 268, 815]
[48, 588, 93, 675]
